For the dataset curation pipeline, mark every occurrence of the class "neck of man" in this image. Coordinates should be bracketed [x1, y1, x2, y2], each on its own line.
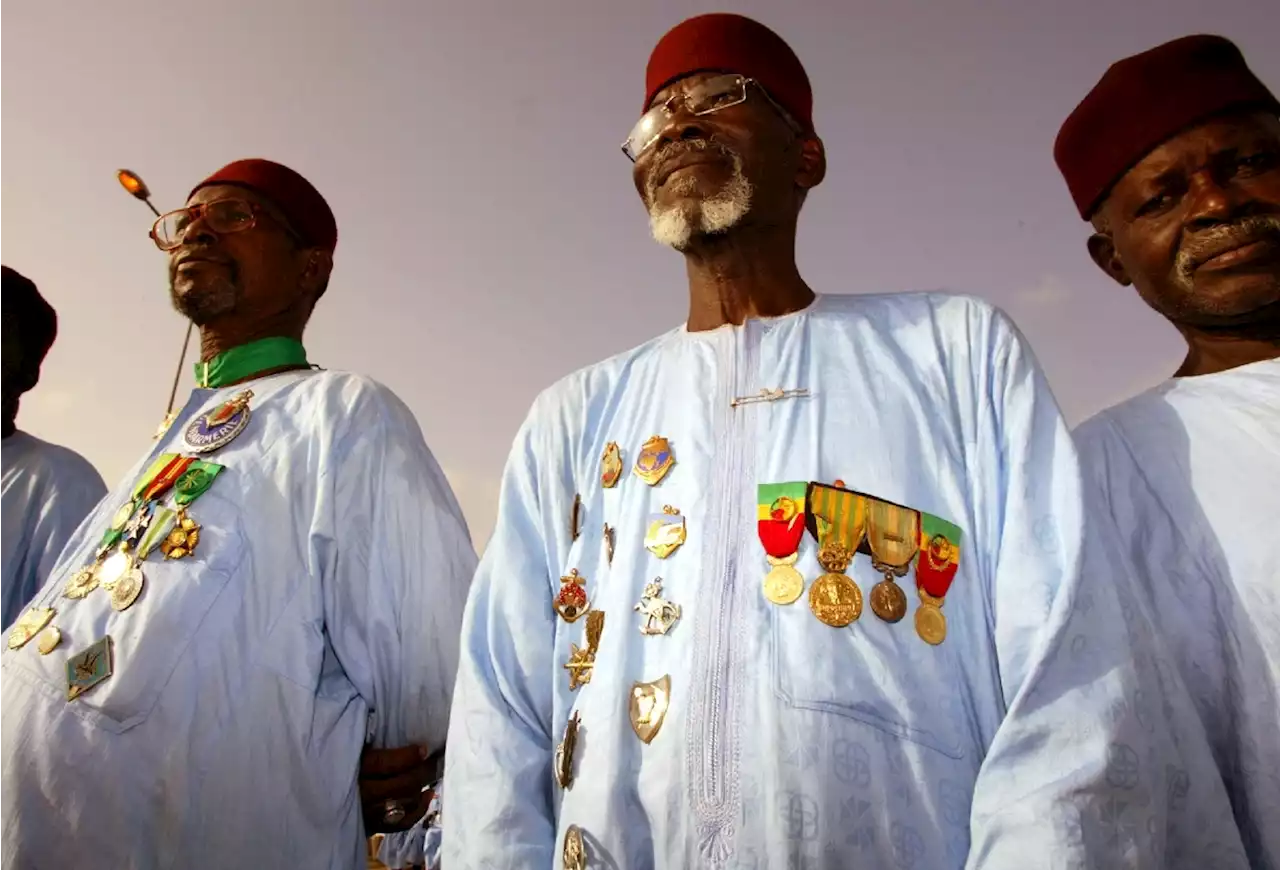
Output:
[198, 316, 310, 387]
[2, 393, 18, 440]
[1175, 329, 1280, 377]
[683, 226, 814, 332]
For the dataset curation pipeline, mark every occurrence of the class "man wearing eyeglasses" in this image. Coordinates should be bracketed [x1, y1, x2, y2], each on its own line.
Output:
[2, 266, 107, 630]
[441, 13, 1245, 869]
[0, 159, 475, 869]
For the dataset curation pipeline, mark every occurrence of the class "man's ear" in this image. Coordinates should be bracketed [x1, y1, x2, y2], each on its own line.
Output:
[301, 249, 334, 300]
[1087, 231, 1133, 287]
[796, 135, 826, 191]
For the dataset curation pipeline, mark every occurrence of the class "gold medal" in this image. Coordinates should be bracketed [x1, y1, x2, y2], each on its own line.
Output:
[633, 578, 681, 635]
[870, 580, 908, 623]
[563, 825, 587, 870]
[160, 510, 201, 560]
[8, 606, 56, 650]
[808, 573, 863, 627]
[564, 610, 605, 691]
[633, 435, 675, 486]
[600, 442, 623, 489]
[110, 566, 145, 612]
[644, 505, 686, 558]
[554, 569, 590, 623]
[37, 626, 62, 655]
[110, 500, 136, 531]
[95, 547, 135, 590]
[763, 554, 804, 605]
[629, 674, 671, 744]
[554, 711, 581, 789]
[915, 597, 947, 645]
[63, 566, 99, 600]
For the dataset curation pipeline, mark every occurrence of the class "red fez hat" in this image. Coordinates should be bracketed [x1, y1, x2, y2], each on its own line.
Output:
[189, 158, 338, 252]
[645, 13, 814, 132]
[1055, 35, 1279, 219]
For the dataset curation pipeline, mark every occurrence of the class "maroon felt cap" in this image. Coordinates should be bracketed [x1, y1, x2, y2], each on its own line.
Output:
[645, 13, 813, 132]
[189, 159, 338, 253]
[1054, 34, 1279, 219]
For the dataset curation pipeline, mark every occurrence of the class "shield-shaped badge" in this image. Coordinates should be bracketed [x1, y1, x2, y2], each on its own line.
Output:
[629, 674, 672, 744]
[600, 442, 623, 489]
[633, 435, 675, 486]
[644, 506, 686, 559]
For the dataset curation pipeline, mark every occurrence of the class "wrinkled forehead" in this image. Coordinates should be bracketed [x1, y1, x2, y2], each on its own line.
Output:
[647, 70, 736, 110]
[1125, 109, 1280, 181]
[186, 183, 296, 233]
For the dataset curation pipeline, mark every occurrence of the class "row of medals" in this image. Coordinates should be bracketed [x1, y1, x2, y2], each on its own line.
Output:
[5, 391, 253, 701]
[763, 540, 947, 644]
[556, 436, 677, 870]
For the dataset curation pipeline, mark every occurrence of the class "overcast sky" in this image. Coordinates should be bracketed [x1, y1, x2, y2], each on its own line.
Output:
[3, 0, 1277, 548]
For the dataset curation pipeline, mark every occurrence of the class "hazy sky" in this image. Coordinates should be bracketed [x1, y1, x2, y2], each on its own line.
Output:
[3, 0, 1277, 548]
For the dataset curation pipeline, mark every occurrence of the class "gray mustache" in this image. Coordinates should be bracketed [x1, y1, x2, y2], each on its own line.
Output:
[1177, 215, 1280, 278]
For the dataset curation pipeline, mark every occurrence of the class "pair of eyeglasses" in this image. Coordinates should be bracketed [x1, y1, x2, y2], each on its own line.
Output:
[621, 73, 800, 162]
[150, 198, 298, 252]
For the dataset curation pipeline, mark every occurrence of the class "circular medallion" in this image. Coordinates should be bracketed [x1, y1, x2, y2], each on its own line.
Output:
[915, 602, 947, 645]
[808, 573, 863, 627]
[183, 393, 253, 454]
[110, 567, 145, 612]
[763, 564, 805, 605]
[870, 580, 908, 623]
[63, 567, 99, 600]
[95, 549, 134, 590]
[37, 626, 62, 655]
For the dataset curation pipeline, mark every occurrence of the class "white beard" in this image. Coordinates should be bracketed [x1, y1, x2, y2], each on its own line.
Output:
[648, 161, 753, 251]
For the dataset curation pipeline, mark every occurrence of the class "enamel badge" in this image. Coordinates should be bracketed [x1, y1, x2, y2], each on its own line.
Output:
[66, 635, 114, 701]
[554, 569, 590, 623]
[184, 389, 253, 454]
[644, 506, 686, 559]
[600, 442, 623, 489]
[633, 435, 675, 486]
[8, 606, 55, 651]
[629, 674, 671, 744]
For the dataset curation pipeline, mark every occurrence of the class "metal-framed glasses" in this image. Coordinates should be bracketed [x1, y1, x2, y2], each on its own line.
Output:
[150, 198, 296, 252]
[621, 73, 800, 162]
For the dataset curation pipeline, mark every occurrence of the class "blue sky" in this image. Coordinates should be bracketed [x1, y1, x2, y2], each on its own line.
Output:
[3, 0, 1277, 546]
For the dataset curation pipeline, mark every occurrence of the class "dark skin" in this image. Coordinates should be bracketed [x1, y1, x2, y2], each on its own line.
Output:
[173, 187, 433, 832]
[631, 71, 827, 331]
[1089, 110, 1280, 376]
[169, 184, 331, 383]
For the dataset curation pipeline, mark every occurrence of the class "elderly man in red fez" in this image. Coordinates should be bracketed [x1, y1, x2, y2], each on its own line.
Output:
[1057, 34, 1280, 868]
[0, 159, 475, 868]
[441, 14, 1241, 870]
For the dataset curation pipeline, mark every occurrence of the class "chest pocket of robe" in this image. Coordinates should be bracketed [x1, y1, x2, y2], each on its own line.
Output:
[7, 490, 247, 734]
[770, 552, 969, 759]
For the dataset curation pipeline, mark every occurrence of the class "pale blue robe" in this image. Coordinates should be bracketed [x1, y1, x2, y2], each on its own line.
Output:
[2, 430, 106, 629]
[1, 370, 476, 870]
[443, 292, 1246, 870]
[1075, 357, 1280, 869]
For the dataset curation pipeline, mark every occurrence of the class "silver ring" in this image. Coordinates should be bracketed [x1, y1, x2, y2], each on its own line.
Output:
[382, 799, 406, 825]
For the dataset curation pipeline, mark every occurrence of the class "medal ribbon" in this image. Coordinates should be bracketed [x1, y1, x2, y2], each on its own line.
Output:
[805, 483, 868, 551]
[916, 512, 963, 598]
[866, 498, 920, 571]
[141, 455, 195, 503]
[173, 460, 224, 506]
[195, 337, 308, 388]
[757, 482, 807, 558]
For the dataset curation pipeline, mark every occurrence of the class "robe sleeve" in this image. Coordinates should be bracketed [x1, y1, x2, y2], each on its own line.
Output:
[441, 396, 568, 868]
[964, 311, 1246, 868]
[322, 386, 478, 759]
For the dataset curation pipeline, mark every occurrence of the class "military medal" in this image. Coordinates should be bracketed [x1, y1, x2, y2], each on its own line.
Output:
[570, 493, 586, 539]
[37, 626, 62, 655]
[95, 547, 137, 590]
[137, 506, 179, 560]
[8, 606, 55, 650]
[633, 435, 675, 486]
[600, 442, 623, 488]
[62, 566, 99, 600]
[564, 609, 604, 691]
[805, 483, 868, 627]
[66, 635, 113, 701]
[563, 825, 587, 870]
[554, 569, 590, 623]
[603, 523, 615, 565]
[173, 460, 224, 505]
[160, 510, 202, 560]
[914, 513, 963, 645]
[758, 482, 808, 605]
[634, 578, 681, 635]
[644, 506, 686, 558]
[554, 711, 581, 789]
[110, 565, 145, 611]
[866, 498, 920, 624]
[629, 674, 671, 744]
[184, 389, 253, 454]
